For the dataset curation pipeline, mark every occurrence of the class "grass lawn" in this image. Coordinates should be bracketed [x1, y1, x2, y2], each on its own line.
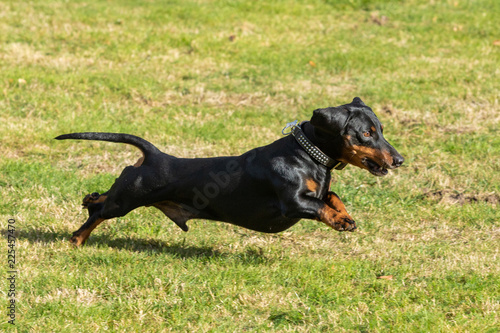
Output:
[1, 0, 499, 331]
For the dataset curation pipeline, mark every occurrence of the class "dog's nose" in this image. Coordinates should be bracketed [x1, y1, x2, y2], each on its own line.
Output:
[392, 155, 404, 168]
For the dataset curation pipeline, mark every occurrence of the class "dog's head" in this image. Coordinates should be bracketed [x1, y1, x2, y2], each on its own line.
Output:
[310, 97, 404, 176]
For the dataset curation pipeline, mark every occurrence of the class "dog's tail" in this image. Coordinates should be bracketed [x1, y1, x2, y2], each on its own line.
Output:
[55, 132, 161, 158]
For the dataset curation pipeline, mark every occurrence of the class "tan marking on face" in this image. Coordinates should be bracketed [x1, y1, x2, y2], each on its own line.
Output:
[370, 126, 376, 132]
[306, 178, 318, 192]
[381, 149, 393, 165]
[352, 145, 383, 158]
[339, 145, 393, 170]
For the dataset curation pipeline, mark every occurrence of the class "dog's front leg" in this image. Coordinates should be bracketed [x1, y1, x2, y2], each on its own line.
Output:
[319, 192, 356, 231]
[280, 194, 356, 232]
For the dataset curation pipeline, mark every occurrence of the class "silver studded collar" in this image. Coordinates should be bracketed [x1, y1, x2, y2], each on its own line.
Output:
[283, 120, 347, 170]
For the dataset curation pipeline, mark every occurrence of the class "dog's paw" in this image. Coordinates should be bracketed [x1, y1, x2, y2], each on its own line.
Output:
[69, 233, 86, 246]
[332, 216, 357, 232]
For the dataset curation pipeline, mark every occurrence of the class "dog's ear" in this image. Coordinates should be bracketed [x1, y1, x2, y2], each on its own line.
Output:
[351, 97, 366, 106]
[310, 106, 350, 135]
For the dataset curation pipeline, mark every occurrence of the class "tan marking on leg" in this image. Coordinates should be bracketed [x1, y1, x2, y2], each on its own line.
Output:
[82, 193, 107, 207]
[70, 218, 106, 246]
[317, 205, 355, 231]
[94, 195, 107, 204]
[318, 193, 356, 231]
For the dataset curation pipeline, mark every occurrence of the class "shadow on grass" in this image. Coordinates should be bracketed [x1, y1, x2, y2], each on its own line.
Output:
[11, 228, 268, 262]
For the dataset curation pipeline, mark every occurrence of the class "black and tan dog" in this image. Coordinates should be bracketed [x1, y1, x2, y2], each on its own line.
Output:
[56, 97, 403, 246]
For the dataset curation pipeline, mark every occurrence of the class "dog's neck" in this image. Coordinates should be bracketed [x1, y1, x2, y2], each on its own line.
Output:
[302, 121, 344, 161]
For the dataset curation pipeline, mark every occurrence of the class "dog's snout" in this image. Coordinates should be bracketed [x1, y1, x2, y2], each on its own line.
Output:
[392, 154, 404, 168]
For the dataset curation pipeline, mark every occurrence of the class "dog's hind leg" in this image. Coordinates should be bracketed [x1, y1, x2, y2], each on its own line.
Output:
[71, 192, 134, 246]
[70, 212, 107, 246]
[71, 188, 144, 246]
[82, 191, 108, 207]
[71, 190, 118, 246]
[71, 162, 160, 245]
[82, 192, 108, 217]
[81, 154, 143, 212]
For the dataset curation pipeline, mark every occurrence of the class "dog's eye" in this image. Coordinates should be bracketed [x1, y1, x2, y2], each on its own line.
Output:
[363, 131, 371, 137]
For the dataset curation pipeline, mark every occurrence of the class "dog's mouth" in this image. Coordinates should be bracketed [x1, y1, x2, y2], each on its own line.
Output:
[363, 158, 388, 176]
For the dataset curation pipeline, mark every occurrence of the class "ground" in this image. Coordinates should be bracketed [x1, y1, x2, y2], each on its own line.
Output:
[0, 0, 499, 331]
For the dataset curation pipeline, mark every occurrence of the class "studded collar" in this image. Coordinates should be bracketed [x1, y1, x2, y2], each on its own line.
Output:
[283, 121, 347, 170]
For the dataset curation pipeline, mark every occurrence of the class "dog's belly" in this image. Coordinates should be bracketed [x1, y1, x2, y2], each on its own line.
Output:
[208, 199, 302, 233]
[224, 216, 301, 233]
[184, 179, 302, 232]
[161, 191, 302, 233]
[143, 152, 306, 233]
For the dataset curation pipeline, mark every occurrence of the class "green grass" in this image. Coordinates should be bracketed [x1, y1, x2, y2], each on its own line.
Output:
[1, 0, 499, 331]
